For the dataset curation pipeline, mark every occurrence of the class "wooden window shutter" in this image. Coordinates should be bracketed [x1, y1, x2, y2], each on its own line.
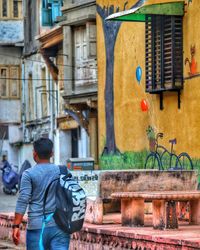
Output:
[86, 22, 97, 58]
[51, 1, 61, 23]
[42, 8, 52, 26]
[2, 0, 8, 17]
[10, 66, 20, 98]
[145, 15, 183, 93]
[0, 67, 9, 98]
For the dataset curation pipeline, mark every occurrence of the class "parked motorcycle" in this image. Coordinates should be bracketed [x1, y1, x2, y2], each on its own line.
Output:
[0, 161, 19, 195]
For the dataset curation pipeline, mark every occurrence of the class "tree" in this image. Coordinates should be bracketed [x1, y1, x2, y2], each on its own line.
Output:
[97, 0, 146, 155]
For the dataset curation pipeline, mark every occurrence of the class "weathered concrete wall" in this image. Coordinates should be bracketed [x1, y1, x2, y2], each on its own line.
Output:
[9, 125, 22, 144]
[54, 130, 72, 165]
[63, 0, 96, 15]
[0, 47, 22, 123]
[0, 39, 23, 167]
[0, 21, 23, 44]
[23, 53, 53, 151]
[0, 100, 21, 123]
[0, 47, 22, 64]
[24, 54, 50, 121]
[99, 170, 198, 199]
[18, 144, 35, 169]
[72, 170, 100, 197]
[58, 130, 72, 165]
[78, 127, 90, 158]
[97, 0, 200, 159]
[69, 170, 198, 198]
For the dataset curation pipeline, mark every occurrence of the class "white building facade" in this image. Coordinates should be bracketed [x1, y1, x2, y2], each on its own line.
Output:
[0, 0, 24, 167]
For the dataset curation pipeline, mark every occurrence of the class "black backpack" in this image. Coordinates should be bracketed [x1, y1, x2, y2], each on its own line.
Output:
[43, 166, 86, 234]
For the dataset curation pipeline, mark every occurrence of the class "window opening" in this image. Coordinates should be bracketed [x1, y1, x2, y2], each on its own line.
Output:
[2, 0, 7, 17]
[13, 0, 18, 17]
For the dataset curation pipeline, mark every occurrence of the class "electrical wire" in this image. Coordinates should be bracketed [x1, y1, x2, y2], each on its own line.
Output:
[0, 52, 98, 70]
[0, 77, 98, 81]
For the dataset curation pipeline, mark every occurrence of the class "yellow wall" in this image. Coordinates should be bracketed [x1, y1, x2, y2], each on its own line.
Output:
[97, 0, 200, 158]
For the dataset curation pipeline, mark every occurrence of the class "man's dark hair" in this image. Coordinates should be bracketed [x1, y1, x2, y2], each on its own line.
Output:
[33, 138, 53, 159]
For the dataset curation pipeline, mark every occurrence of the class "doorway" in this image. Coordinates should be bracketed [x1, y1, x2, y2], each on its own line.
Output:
[71, 128, 78, 158]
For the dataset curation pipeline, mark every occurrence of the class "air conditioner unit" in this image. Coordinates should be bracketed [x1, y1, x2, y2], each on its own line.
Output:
[9, 126, 23, 144]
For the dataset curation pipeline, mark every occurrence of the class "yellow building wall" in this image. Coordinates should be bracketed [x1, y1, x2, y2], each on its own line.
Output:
[97, 0, 200, 159]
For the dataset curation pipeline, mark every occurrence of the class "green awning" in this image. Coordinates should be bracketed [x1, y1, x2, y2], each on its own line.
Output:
[106, 1, 185, 22]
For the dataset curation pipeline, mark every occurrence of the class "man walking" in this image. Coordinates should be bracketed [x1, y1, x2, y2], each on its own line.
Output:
[12, 138, 70, 249]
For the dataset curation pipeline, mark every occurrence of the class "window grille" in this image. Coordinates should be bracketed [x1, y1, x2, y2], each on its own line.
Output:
[145, 15, 183, 108]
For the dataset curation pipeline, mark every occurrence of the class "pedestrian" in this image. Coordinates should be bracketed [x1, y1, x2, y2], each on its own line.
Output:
[1, 154, 11, 169]
[18, 160, 32, 190]
[12, 138, 70, 249]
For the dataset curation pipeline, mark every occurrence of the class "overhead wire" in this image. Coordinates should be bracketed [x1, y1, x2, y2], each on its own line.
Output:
[0, 52, 98, 70]
[0, 77, 98, 82]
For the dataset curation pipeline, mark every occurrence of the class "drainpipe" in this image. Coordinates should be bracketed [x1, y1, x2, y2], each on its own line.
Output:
[49, 73, 54, 141]
[21, 58, 26, 140]
[54, 81, 59, 164]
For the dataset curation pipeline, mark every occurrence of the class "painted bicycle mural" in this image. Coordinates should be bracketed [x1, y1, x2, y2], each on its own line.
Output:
[145, 130, 193, 170]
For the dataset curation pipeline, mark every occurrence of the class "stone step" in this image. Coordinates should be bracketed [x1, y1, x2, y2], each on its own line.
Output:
[0, 240, 25, 250]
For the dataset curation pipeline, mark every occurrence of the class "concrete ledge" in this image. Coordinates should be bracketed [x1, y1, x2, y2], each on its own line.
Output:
[85, 197, 103, 224]
[99, 170, 198, 199]
[1, 213, 200, 249]
[0, 213, 26, 245]
[70, 222, 200, 250]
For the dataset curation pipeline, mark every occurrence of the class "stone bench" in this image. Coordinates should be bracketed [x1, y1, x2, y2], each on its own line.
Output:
[83, 170, 198, 225]
[111, 191, 200, 229]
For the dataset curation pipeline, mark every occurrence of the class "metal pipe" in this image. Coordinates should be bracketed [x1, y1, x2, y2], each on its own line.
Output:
[49, 73, 53, 140]
[21, 58, 26, 138]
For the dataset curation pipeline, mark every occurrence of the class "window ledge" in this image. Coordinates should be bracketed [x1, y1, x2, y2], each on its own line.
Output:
[146, 86, 183, 94]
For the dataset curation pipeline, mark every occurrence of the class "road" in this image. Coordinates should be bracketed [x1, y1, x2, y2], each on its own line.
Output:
[0, 175, 18, 213]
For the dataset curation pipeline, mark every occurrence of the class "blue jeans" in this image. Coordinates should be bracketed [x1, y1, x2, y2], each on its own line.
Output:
[26, 226, 70, 250]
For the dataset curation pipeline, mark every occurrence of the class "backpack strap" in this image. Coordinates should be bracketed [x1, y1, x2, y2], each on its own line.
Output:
[58, 165, 72, 177]
[43, 177, 59, 220]
[42, 165, 71, 219]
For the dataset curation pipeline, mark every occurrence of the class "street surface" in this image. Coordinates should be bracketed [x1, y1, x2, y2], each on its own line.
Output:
[0, 176, 18, 213]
